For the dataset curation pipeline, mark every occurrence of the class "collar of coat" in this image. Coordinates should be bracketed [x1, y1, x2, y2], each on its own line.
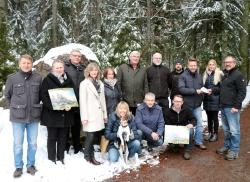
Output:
[85, 78, 102, 98]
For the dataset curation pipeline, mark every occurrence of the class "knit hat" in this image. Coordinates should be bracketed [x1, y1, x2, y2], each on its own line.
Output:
[174, 59, 183, 65]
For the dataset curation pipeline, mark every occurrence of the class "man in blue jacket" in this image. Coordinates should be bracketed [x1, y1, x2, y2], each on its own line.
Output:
[178, 58, 206, 150]
[135, 92, 165, 152]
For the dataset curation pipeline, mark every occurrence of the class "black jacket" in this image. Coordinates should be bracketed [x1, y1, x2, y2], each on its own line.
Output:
[146, 64, 171, 99]
[105, 112, 140, 150]
[104, 81, 121, 118]
[203, 72, 220, 111]
[170, 69, 184, 100]
[165, 107, 196, 126]
[178, 69, 203, 109]
[41, 73, 75, 128]
[220, 68, 246, 109]
[64, 60, 85, 100]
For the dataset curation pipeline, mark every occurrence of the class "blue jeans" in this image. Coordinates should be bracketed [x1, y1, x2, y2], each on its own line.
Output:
[108, 139, 141, 162]
[191, 107, 204, 145]
[12, 122, 38, 168]
[137, 130, 163, 148]
[221, 108, 240, 153]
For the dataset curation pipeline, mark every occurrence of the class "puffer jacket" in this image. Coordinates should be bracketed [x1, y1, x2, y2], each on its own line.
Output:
[104, 81, 121, 118]
[178, 69, 203, 109]
[203, 71, 220, 111]
[105, 112, 140, 150]
[170, 69, 184, 100]
[4, 70, 42, 123]
[135, 103, 165, 137]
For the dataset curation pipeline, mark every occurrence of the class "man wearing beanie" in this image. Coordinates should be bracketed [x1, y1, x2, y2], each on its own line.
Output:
[146, 52, 171, 122]
[170, 59, 184, 100]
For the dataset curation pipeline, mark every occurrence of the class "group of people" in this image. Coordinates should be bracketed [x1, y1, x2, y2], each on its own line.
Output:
[4, 50, 246, 178]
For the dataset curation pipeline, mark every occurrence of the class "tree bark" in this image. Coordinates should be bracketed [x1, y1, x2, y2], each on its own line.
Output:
[0, 0, 7, 22]
[52, 0, 58, 47]
[239, 0, 250, 82]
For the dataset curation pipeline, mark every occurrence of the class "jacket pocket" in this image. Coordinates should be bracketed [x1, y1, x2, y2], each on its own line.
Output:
[31, 83, 40, 93]
[10, 104, 26, 119]
[13, 83, 25, 95]
[31, 104, 42, 118]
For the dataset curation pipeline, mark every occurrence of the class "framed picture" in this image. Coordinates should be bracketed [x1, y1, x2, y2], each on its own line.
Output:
[48, 88, 78, 110]
[164, 125, 190, 144]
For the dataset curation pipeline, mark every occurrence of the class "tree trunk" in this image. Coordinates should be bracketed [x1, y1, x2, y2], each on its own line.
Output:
[52, 0, 58, 47]
[0, 0, 7, 22]
[239, 1, 250, 82]
[146, 0, 152, 64]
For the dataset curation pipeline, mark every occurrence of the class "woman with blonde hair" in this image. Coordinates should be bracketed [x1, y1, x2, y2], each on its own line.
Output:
[105, 101, 141, 163]
[203, 59, 223, 142]
[79, 62, 107, 165]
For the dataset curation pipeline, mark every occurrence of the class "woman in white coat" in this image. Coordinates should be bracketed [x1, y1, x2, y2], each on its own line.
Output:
[79, 62, 107, 165]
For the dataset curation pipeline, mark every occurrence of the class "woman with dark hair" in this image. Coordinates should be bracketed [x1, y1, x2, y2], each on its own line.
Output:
[103, 67, 121, 119]
[41, 59, 75, 164]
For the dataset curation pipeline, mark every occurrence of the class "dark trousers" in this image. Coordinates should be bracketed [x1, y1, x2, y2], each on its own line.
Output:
[66, 112, 82, 151]
[47, 127, 68, 161]
[156, 98, 169, 123]
[84, 132, 97, 160]
[205, 110, 219, 134]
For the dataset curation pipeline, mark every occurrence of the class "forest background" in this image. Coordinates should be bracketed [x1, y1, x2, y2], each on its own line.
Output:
[0, 0, 249, 92]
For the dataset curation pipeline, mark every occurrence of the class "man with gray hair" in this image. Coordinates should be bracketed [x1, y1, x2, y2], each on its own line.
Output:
[117, 51, 148, 115]
[135, 92, 165, 152]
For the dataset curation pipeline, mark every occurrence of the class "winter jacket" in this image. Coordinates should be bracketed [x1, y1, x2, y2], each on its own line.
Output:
[105, 112, 140, 150]
[104, 81, 121, 118]
[117, 63, 148, 107]
[220, 68, 246, 109]
[165, 107, 196, 126]
[64, 60, 85, 101]
[135, 103, 165, 137]
[170, 69, 184, 100]
[79, 78, 107, 132]
[40, 73, 75, 128]
[146, 64, 171, 99]
[4, 70, 42, 123]
[203, 70, 221, 111]
[178, 69, 203, 109]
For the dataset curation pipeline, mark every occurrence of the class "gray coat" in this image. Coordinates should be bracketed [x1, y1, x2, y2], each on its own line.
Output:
[4, 70, 43, 123]
[178, 69, 203, 109]
[117, 63, 148, 107]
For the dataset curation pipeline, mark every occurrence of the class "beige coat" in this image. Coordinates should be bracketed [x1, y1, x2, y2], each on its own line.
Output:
[79, 78, 107, 132]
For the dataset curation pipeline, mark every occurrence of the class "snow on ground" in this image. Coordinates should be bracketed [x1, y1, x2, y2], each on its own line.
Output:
[0, 85, 249, 182]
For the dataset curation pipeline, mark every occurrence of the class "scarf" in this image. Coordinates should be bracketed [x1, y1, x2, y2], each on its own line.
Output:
[52, 72, 67, 84]
[104, 78, 117, 89]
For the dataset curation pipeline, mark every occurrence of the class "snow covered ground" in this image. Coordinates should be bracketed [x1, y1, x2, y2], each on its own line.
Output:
[0, 85, 249, 182]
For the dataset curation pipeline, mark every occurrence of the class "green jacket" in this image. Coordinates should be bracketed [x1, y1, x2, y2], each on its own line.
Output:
[117, 63, 148, 107]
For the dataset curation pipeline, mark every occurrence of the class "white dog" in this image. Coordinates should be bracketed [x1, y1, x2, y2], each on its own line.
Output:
[117, 120, 131, 163]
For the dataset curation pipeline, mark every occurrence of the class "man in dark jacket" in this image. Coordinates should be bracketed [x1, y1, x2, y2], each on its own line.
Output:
[64, 49, 85, 154]
[117, 51, 148, 115]
[135, 92, 165, 152]
[170, 59, 184, 100]
[178, 57, 206, 150]
[5, 54, 42, 178]
[216, 55, 246, 161]
[146, 52, 171, 121]
[165, 95, 196, 160]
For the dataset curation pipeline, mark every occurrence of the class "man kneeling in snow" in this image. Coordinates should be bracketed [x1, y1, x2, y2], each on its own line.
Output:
[105, 101, 141, 164]
[135, 92, 165, 152]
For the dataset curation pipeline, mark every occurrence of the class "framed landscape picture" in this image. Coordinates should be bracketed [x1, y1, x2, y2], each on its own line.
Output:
[164, 125, 190, 144]
[48, 88, 78, 110]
